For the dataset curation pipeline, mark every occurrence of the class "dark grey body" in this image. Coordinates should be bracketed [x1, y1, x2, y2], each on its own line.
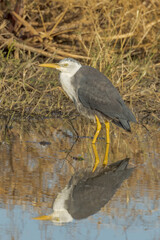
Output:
[71, 66, 136, 131]
[65, 158, 134, 220]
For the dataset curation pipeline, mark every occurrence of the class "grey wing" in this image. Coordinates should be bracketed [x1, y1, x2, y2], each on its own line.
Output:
[66, 159, 134, 220]
[74, 66, 136, 130]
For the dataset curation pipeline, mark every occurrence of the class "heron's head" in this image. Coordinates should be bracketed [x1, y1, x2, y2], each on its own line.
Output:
[33, 209, 73, 225]
[39, 58, 82, 76]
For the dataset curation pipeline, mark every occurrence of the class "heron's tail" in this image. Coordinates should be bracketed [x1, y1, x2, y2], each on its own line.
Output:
[112, 119, 131, 132]
[106, 158, 129, 170]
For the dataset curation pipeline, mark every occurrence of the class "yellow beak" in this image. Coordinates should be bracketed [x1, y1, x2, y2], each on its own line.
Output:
[39, 63, 60, 69]
[32, 214, 53, 221]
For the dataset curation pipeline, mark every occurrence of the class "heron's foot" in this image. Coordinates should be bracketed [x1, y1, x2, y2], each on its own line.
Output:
[92, 160, 99, 172]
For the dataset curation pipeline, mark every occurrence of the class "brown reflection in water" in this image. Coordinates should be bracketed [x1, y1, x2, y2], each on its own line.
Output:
[0, 118, 159, 218]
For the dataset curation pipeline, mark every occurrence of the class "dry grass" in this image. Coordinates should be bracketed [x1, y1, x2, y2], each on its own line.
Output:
[0, 0, 160, 124]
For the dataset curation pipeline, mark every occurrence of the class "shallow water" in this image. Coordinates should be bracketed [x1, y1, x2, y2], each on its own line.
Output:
[0, 118, 159, 240]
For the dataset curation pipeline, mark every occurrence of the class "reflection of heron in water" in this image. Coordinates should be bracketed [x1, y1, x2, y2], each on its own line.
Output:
[33, 158, 134, 224]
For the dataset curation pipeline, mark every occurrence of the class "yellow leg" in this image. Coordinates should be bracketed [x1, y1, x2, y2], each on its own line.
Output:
[105, 121, 110, 144]
[103, 143, 109, 166]
[92, 115, 101, 144]
[92, 144, 100, 172]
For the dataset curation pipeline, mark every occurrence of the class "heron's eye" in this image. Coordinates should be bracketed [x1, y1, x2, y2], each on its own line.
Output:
[55, 217, 60, 221]
[62, 63, 68, 67]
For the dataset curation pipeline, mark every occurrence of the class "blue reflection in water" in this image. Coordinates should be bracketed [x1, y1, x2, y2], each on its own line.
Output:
[0, 197, 160, 240]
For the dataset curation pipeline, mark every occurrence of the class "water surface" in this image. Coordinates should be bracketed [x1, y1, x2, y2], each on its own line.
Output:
[0, 118, 159, 240]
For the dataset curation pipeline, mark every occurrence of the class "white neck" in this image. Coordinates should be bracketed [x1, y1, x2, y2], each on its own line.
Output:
[59, 64, 81, 101]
